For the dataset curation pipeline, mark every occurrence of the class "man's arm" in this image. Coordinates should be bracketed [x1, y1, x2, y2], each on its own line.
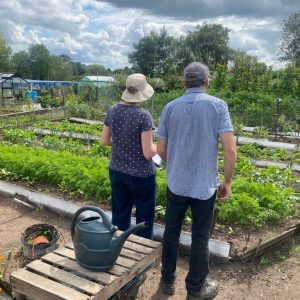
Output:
[101, 125, 111, 146]
[157, 138, 167, 161]
[218, 132, 237, 201]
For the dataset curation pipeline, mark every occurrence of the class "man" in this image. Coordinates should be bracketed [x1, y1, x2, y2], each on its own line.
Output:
[157, 62, 237, 300]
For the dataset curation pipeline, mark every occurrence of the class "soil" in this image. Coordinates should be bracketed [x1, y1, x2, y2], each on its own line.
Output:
[1, 192, 300, 300]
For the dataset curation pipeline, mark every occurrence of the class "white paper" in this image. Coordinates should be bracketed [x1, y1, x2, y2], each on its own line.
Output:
[152, 154, 163, 167]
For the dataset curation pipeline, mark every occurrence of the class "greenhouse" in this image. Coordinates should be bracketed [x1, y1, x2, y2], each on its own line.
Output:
[78, 75, 117, 107]
[0, 73, 30, 105]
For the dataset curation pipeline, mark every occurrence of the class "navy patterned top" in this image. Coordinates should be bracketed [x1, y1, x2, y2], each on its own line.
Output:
[104, 103, 155, 177]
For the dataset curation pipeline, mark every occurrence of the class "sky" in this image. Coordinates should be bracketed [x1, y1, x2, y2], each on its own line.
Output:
[0, 0, 299, 70]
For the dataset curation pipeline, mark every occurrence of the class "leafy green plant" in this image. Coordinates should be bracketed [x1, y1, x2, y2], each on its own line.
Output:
[293, 245, 300, 260]
[253, 126, 269, 138]
[2, 128, 37, 146]
[33, 120, 102, 136]
[0, 142, 298, 228]
[260, 256, 270, 265]
[275, 251, 286, 261]
[0, 145, 111, 200]
[155, 205, 166, 220]
[64, 97, 92, 119]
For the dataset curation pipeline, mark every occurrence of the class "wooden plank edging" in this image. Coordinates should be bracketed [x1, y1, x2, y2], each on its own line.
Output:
[239, 223, 300, 262]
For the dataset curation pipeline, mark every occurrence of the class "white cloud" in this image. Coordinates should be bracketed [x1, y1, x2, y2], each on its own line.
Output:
[0, 0, 297, 69]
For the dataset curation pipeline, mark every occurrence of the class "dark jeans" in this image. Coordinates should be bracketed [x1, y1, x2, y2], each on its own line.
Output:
[161, 187, 216, 293]
[109, 168, 156, 239]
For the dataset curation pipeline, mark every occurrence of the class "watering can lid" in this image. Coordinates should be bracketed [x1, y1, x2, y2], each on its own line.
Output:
[79, 216, 111, 233]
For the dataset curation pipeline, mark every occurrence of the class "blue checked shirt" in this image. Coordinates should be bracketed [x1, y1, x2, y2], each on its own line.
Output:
[157, 88, 233, 200]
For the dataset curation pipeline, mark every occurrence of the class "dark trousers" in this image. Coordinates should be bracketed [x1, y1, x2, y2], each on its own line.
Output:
[161, 187, 216, 293]
[109, 168, 156, 239]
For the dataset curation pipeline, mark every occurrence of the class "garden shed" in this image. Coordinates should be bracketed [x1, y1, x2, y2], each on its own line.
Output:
[0, 73, 30, 105]
[78, 75, 117, 108]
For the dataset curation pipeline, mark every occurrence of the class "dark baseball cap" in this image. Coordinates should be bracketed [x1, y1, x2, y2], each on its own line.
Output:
[184, 62, 209, 82]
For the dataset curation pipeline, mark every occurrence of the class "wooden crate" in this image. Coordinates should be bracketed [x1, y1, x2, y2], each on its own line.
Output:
[11, 235, 161, 300]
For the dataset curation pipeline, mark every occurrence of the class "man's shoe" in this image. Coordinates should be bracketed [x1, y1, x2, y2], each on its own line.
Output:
[186, 279, 219, 300]
[160, 279, 175, 295]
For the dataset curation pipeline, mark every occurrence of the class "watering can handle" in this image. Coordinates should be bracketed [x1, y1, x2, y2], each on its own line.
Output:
[71, 206, 112, 238]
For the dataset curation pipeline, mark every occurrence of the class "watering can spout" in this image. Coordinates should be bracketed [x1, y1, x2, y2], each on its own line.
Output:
[111, 222, 147, 256]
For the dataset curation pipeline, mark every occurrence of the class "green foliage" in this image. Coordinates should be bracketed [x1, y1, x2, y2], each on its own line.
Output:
[49, 55, 73, 81]
[293, 245, 300, 260]
[2, 128, 37, 146]
[260, 256, 270, 265]
[252, 126, 269, 138]
[184, 23, 231, 70]
[0, 126, 110, 158]
[275, 251, 286, 261]
[156, 168, 167, 207]
[128, 28, 176, 76]
[155, 205, 166, 220]
[0, 145, 111, 200]
[39, 95, 62, 108]
[33, 120, 102, 135]
[64, 97, 92, 119]
[232, 121, 244, 137]
[211, 64, 228, 90]
[0, 141, 298, 228]
[28, 44, 51, 80]
[0, 32, 12, 71]
[238, 143, 300, 163]
[228, 50, 267, 93]
[219, 177, 298, 227]
[11, 50, 31, 78]
[0, 109, 65, 129]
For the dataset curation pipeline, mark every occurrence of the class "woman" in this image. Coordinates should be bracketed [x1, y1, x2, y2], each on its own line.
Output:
[101, 73, 157, 239]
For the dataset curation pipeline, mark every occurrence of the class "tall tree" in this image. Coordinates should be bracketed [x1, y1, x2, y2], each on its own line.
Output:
[72, 61, 86, 77]
[183, 23, 231, 70]
[0, 32, 12, 72]
[49, 55, 73, 81]
[228, 50, 267, 93]
[85, 64, 109, 76]
[28, 44, 51, 80]
[128, 28, 175, 76]
[11, 51, 31, 78]
[278, 12, 300, 66]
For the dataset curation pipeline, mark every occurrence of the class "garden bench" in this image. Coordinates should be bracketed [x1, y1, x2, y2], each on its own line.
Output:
[10, 235, 161, 300]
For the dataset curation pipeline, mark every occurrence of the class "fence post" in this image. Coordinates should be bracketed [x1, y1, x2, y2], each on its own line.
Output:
[273, 97, 281, 141]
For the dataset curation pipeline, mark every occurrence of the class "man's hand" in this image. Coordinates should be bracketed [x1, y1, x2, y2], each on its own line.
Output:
[218, 181, 231, 202]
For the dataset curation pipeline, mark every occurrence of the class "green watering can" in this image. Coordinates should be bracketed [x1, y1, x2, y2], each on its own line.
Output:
[71, 206, 147, 271]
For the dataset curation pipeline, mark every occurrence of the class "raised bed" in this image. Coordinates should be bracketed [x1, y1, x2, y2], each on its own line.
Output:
[252, 159, 300, 173]
[31, 128, 99, 141]
[242, 126, 300, 141]
[69, 117, 103, 125]
[237, 136, 297, 150]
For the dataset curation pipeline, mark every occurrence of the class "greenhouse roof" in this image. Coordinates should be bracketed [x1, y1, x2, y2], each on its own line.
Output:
[81, 76, 115, 82]
[0, 73, 15, 79]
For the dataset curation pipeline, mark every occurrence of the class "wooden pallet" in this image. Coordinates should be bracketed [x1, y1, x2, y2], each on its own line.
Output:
[11, 235, 161, 300]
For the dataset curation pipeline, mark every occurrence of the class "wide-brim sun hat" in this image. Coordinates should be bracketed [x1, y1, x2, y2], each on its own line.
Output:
[121, 73, 154, 103]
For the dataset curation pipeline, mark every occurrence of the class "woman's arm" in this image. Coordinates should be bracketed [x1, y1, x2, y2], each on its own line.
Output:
[141, 129, 157, 160]
[101, 125, 111, 146]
